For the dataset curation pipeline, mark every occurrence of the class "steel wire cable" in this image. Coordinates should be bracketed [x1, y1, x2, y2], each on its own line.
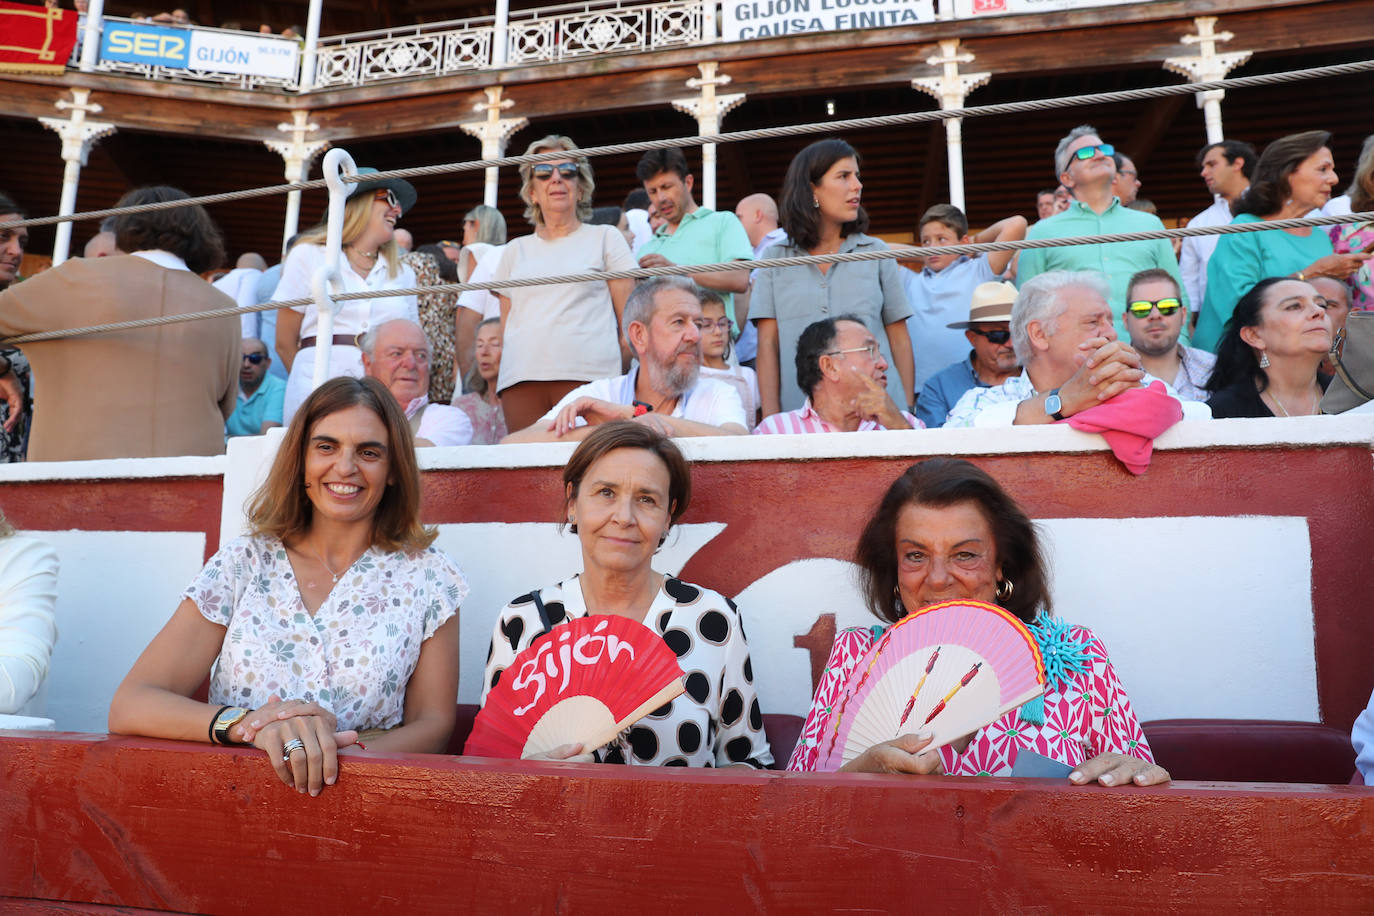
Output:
[4, 211, 1371, 345]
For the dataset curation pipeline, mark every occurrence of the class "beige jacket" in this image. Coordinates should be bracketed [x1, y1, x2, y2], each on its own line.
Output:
[0, 255, 239, 461]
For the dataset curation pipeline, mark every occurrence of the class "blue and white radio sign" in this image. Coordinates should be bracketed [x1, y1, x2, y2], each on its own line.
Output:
[100, 22, 297, 80]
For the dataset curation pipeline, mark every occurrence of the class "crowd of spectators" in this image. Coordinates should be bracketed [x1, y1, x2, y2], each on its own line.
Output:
[0, 123, 1371, 465]
[3, 121, 1374, 796]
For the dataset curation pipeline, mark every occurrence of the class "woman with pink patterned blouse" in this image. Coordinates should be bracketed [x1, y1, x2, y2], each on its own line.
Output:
[788, 458, 1169, 786]
[110, 378, 466, 797]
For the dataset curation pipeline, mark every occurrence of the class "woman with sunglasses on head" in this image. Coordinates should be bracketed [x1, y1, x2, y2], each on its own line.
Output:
[1204, 277, 1332, 418]
[696, 288, 760, 429]
[1195, 130, 1370, 353]
[752, 138, 915, 420]
[274, 169, 420, 423]
[491, 135, 637, 432]
[1120, 269, 1216, 402]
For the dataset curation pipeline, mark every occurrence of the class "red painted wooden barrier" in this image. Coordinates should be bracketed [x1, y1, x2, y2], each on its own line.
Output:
[1, 733, 1372, 914]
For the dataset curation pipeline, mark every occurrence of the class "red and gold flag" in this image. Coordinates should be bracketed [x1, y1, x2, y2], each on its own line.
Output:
[0, 0, 78, 73]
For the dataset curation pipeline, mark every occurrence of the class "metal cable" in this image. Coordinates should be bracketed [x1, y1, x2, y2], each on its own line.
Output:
[5, 57, 1374, 230]
[5, 211, 1370, 345]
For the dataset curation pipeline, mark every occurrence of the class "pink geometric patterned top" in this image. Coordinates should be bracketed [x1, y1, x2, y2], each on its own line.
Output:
[787, 621, 1154, 775]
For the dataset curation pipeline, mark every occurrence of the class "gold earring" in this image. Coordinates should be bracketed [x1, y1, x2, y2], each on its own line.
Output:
[996, 579, 1015, 600]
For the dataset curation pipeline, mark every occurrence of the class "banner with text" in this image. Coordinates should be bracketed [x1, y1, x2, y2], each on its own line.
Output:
[722, 0, 935, 41]
[951, 0, 1145, 17]
[100, 21, 297, 79]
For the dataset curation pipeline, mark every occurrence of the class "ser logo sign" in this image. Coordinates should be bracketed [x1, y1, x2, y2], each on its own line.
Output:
[100, 22, 189, 67]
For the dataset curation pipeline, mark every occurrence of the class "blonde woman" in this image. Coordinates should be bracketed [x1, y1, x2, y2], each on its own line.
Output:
[274, 168, 420, 422]
[492, 135, 636, 431]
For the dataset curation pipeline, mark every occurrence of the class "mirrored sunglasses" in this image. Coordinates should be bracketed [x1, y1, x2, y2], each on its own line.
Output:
[1127, 297, 1183, 317]
[1072, 143, 1115, 162]
[532, 162, 581, 181]
[373, 188, 400, 209]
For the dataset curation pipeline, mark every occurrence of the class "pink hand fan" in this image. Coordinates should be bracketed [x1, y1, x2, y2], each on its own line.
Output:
[465, 614, 686, 759]
[818, 600, 1045, 771]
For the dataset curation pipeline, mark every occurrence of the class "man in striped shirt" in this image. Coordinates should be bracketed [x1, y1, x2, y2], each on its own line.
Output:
[754, 316, 921, 435]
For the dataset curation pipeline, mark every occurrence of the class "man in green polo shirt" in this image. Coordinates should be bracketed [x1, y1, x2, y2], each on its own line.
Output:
[636, 149, 753, 330]
[1019, 125, 1187, 341]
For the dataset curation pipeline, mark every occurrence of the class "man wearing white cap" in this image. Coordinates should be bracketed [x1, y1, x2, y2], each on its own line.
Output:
[915, 281, 1020, 428]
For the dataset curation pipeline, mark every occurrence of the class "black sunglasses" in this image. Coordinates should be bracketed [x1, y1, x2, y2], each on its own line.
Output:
[532, 162, 580, 181]
[242, 353, 265, 364]
[969, 328, 1011, 344]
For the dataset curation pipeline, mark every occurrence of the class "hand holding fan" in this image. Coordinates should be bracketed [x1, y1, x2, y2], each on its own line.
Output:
[465, 614, 686, 759]
[818, 600, 1046, 771]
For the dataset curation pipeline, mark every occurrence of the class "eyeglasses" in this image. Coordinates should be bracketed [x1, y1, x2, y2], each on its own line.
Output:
[968, 328, 1011, 344]
[826, 343, 879, 360]
[694, 318, 733, 332]
[1072, 143, 1115, 162]
[1127, 297, 1183, 317]
[373, 188, 400, 209]
[242, 353, 265, 364]
[532, 162, 580, 181]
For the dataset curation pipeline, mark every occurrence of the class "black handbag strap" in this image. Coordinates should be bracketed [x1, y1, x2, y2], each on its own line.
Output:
[531, 589, 555, 636]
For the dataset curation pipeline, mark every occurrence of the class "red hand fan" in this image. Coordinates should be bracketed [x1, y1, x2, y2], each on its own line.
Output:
[818, 600, 1046, 771]
[464, 614, 686, 759]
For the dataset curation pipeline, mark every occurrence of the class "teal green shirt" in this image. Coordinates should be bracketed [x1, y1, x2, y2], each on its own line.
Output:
[1194, 213, 1334, 353]
[1018, 199, 1188, 342]
[639, 207, 753, 324]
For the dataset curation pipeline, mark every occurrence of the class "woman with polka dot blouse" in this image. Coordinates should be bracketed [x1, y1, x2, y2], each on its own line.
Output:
[478, 421, 773, 768]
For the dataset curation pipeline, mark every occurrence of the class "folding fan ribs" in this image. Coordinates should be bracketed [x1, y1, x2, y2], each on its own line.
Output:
[465, 614, 686, 759]
[819, 600, 1046, 770]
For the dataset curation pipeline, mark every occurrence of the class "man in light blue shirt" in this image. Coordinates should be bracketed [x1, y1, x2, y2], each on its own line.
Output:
[1019, 126, 1187, 342]
[916, 281, 1020, 428]
[734, 192, 788, 367]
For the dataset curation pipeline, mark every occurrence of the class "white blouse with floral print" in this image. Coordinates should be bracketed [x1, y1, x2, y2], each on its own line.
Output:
[185, 535, 468, 732]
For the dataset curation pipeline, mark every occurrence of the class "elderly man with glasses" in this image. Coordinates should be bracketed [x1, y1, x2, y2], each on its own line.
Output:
[1018, 125, 1187, 342]
[1122, 269, 1215, 402]
[946, 270, 1209, 428]
[754, 315, 920, 434]
[225, 338, 287, 437]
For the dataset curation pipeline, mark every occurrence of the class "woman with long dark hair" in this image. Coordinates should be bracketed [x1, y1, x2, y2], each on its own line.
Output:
[1205, 277, 1332, 418]
[751, 138, 915, 418]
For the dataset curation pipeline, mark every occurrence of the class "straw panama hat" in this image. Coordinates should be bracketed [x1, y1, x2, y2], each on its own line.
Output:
[947, 281, 1018, 329]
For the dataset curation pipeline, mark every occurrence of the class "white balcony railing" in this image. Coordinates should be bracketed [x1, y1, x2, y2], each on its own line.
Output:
[313, 0, 708, 89]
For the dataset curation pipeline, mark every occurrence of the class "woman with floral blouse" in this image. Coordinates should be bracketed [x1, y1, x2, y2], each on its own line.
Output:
[788, 458, 1168, 786]
[110, 377, 466, 796]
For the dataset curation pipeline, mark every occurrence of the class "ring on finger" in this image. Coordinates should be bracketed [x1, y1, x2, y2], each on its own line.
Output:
[282, 737, 306, 761]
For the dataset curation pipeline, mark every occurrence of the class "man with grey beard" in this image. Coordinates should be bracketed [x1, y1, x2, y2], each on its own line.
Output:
[503, 276, 748, 442]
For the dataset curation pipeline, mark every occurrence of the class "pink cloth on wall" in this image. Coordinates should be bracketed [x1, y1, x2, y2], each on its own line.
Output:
[1064, 381, 1183, 475]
